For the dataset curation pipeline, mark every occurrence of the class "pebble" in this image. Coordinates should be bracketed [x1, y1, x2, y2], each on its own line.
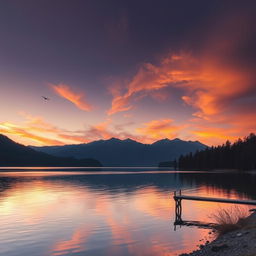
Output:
[178, 213, 256, 256]
[211, 243, 229, 252]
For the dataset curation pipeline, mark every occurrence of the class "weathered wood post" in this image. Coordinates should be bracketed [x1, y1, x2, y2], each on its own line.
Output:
[174, 190, 183, 225]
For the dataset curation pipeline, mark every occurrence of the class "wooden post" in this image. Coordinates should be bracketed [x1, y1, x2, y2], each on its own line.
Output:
[174, 190, 183, 226]
[173, 190, 256, 230]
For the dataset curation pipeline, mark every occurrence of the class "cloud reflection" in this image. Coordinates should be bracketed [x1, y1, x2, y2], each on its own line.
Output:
[0, 172, 252, 255]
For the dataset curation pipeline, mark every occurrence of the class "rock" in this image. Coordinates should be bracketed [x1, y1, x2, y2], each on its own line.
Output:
[179, 212, 256, 256]
[211, 243, 228, 252]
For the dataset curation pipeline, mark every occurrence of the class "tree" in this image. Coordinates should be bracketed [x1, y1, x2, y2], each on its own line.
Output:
[178, 133, 256, 171]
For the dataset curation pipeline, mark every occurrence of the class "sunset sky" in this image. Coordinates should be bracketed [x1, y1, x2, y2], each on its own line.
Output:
[0, 0, 256, 146]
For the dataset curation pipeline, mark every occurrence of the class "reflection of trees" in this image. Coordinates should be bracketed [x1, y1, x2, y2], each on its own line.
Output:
[179, 172, 256, 199]
[1, 172, 255, 200]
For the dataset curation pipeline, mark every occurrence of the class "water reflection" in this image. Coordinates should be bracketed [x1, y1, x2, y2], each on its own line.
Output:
[0, 170, 255, 256]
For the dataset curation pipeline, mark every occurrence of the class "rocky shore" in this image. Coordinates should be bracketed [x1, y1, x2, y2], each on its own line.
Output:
[180, 212, 256, 256]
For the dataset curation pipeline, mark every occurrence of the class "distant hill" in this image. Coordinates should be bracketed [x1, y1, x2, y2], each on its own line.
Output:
[0, 134, 101, 167]
[32, 137, 206, 167]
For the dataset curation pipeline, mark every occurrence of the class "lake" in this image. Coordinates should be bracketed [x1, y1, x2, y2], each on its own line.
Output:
[0, 168, 255, 256]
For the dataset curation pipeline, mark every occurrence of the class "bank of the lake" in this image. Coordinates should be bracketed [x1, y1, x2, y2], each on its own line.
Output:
[180, 212, 256, 256]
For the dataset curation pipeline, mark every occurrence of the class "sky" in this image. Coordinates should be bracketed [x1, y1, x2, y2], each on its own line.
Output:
[0, 0, 256, 146]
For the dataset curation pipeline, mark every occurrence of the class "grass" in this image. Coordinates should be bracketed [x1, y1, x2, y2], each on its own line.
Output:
[210, 206, 250, 236]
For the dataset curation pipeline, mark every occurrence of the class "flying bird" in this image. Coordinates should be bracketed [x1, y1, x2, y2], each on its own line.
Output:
[42, 96, 50, 101]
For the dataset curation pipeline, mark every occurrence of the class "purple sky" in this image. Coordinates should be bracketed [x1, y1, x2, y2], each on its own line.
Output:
[1, 0, 256, 146]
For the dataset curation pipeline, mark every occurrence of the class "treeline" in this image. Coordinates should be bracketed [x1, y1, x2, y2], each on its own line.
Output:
[179, 133, 256, 170]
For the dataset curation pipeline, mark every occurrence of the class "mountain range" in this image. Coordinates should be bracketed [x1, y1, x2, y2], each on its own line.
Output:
[32, 137, 206, 167]
[0, 134, 101, 167]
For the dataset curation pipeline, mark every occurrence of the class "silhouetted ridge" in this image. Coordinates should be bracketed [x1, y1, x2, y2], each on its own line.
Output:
[108, 137, 121, 142]
[32, 137, 206, 167]
[179, 133, 256, 170]
[152, 138, 172, 145]
[0, 134, 18, 145]
[0, 134, 101, 167]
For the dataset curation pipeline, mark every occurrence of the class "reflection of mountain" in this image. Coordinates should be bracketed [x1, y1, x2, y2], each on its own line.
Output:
[0, 171, 182, 195]
[0, 135, 101, 167]
[32, 138, 206, 166]
[48, 172, 182, 191]
[1, 171, 255, 200]
[52, 171, 256, 199]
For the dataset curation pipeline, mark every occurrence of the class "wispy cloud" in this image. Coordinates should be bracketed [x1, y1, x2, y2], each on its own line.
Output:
[107, 53, 250, 118]
[106, 49, 255, 144]
[0, 122, 65, 145]
[0, 113, 88, 146]
[136, 119, 182, 142]
[0, 114, 138, 146]
[51, 83, 93, 111]
[82, 119, 141, 142]
[105, 10, 256, 145]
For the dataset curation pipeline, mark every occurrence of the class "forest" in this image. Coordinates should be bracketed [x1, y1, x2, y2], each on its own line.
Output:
[178, 133, 256, 170]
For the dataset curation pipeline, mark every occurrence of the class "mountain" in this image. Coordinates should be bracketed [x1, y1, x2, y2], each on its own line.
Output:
[32, 137, 206, 167]
[0, 134, 101, 167]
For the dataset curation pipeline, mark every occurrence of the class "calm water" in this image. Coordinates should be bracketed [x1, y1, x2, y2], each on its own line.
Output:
[0, 168, 255, 256]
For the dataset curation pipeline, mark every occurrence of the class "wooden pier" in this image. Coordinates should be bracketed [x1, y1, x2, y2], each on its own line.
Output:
[173, 190, 256, 228]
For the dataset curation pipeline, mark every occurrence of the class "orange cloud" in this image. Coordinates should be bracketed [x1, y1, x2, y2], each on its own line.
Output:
[0, 122, 65, 145]
[0, 113, 88, 146]
[190, 111, 256, 145]
[0, 114, 140, 146]
[106, 47, 256, 145]
[84, 119, 143, 142]
[51, 83, 93, 111]
[191, 126, 239, 146]
[107, 94, 133, 115]
[136, 119, 182, 142]
[108, 53, 250, 119]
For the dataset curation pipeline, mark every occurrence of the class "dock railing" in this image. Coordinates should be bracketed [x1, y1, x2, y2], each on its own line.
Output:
[173, 190, 256, 228]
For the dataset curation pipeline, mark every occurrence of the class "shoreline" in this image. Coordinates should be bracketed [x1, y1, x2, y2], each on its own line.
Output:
[180, 212, 256, 256]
